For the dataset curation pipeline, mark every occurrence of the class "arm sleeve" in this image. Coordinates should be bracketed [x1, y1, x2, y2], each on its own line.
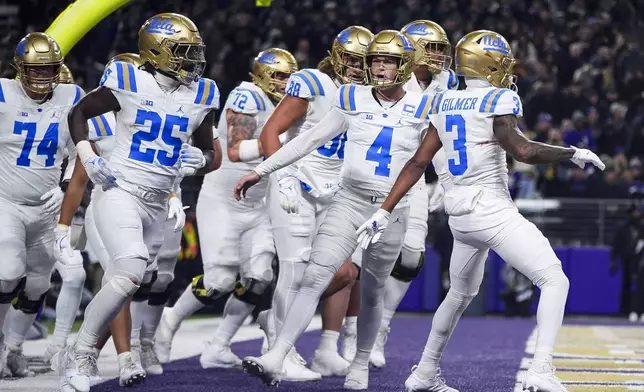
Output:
[254, 109, 348, 177]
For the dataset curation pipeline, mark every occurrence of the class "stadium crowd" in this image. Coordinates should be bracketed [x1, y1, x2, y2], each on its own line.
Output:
[5, 0, 644, 199]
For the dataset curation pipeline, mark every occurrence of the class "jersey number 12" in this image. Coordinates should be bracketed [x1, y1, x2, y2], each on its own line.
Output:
[129, 109, 187, 166]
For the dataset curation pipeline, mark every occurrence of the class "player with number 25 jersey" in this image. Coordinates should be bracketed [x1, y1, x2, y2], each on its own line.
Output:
[54, 13, 218, 392]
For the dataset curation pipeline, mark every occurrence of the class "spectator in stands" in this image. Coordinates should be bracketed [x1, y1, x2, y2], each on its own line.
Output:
[611, 204, 644, 318]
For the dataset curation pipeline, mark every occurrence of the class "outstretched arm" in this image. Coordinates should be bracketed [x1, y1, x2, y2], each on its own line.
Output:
[493, 115, 574, 164]
[381, 124, 442, 212]
[259, 95, 309, 157]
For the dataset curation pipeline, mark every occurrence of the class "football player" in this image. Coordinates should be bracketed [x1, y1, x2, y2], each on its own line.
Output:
[154, 48, 297, 370]
[235, 30, 429, 390]
[0, 33, 81, 377]
[357, 30, 604, 392]
[367, 20, 457, 368]
[52, 13, 219, 392]
[256, 25, 373, 379]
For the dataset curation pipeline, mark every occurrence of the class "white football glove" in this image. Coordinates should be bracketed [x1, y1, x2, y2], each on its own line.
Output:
[167, 196, 187, 232]
[82, 155, 120, 185]
[53, 224, 75, 265]
[278, 175, 300, 214]
[356, 208, 391, 250]
[40, 186, 64, 215]
[179, 143, 206, 176]
[570, 146, 606, 170]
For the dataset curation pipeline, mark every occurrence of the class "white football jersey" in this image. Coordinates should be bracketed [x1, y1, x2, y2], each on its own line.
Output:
[284, 68, 343, 194]
[404, 69, 458, 186]
[100, 61, 219, 190]
[429, 86, 523, 188]
[0, 79, 80, 204]
[203, 81, 275, 202]
[336, 84, 430, 198]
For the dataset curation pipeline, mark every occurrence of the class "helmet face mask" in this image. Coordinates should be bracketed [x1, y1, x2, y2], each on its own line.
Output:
[139, 13, 207, 85]
[250, 48, 298, 101]
[401, 20, 452, 75]
[14, 32, 64, 95]
[330, 26, 374, 85]
[365, 30, 415, 88]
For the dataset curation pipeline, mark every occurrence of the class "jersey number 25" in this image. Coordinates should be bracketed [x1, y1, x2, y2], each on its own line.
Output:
[129, 109, 186, 166]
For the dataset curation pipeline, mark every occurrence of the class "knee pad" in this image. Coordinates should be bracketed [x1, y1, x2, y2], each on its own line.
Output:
[151, 271, 175, 293]
[12, 290, 47, 314]
[109, 274, 141, 297]
[301, 262, 336, 293]
[0, 277, 25, 304]
[23, 274, 52, 299]
[133, 270, 158, 302]
[531, 264, 569, 292]
[158, 247, 181, 262]
[444, 288, 476, 314]
[390, 249, 425, 283]
[233, 278, 270, 306]
[191, 272, 235, 306]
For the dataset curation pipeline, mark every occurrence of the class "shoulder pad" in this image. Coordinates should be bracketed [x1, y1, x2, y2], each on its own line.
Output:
[479, 88, 522, 117]
[336, 84, 359, 112]
[194, 78, 220, 108]
[288, 69, 326, 99]
[429, 91, 447, 115]
[226, 87, 266, 115]
[88, 113, 114, 140]
[447, 69, 459, 90]
[99, 61, 139, 93]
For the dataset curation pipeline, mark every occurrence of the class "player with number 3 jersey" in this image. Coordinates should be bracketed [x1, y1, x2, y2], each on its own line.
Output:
[235, 30, 430, 390]
[357, 30, 605, 392]
[52, 13, 218, 392]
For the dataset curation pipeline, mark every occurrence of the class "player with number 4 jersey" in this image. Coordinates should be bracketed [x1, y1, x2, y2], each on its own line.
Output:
[365, 19, 458, 369]
[255, 26, 373, 381]
[0, 33, 81, 378]
[235, 30, 429, 390]
[357, 30, 605, 392]
[52, 13, 218, 392]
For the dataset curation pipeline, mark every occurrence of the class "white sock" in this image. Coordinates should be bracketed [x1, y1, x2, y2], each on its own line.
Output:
[52, 280, 84, 347]
[381, 309, 395, 330]
[344, 316, 357, 333]
[130, 301, 146, 341]
[211, 296, 254, 347]
[318, 329, 340, 352]
[5, 308, 37, 351]
[415, 290, 473, 379]
[167, 285, 204, 330]
[0, 303, 12, 330]
[141, 303, 165, 341]
[75, 280, 131, 352]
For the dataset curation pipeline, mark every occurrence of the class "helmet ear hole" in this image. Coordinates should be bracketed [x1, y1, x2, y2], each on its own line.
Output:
[488, 66, 498, 72]
[150, 49, 161, 56]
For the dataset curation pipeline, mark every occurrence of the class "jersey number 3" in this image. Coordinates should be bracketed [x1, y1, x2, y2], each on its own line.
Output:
[366, 126, 393, 177]
[129, 109, 187, 166]
[445, 114, 468, 176]
[14, 121, 58, 167]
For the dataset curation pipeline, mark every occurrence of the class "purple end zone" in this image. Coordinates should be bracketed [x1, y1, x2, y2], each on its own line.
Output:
[92, 315, 535, 392]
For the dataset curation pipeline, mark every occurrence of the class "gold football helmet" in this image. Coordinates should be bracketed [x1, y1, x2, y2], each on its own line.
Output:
[108, 52, 145, 68]
[401, 20, 451, 74]
[365, 30, 416, 87]
[330, 26, 374, 84]
[59, 64, 74, 84]
[139, 13, 206, 85]
[13, 32, 64, 94]
[455, 30, 517, 90]
[250, 48, 298, 101]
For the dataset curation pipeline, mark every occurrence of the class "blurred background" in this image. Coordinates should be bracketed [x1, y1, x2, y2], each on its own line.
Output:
[2, 0, 644, 335]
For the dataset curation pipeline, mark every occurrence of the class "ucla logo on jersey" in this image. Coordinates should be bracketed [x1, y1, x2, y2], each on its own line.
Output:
[258, 52, 278, 65]
[400, 34, 415, 52]
[405, 23, 431, 36]
[480, 35, 510, 54]
[337, 29, 351, 44]
[146, 18, 181, 35]
[141, 99, 154, 107]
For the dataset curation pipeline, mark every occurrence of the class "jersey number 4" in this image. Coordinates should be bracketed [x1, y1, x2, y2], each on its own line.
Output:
[366, 126, 393, 177]
[445, 114, 468, 176]
[14, 121, 58, 167]
[129, 109, 187, 166]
